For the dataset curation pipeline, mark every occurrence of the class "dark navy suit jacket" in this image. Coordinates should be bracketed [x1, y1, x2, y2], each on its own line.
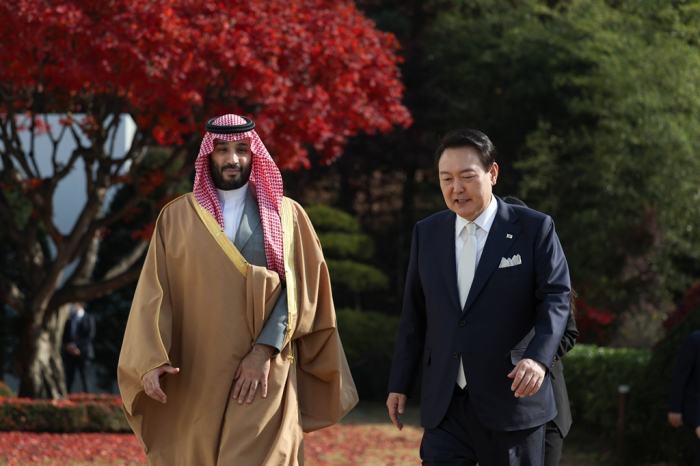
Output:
[388, 197, 571, 431]
[669, 330, 700, 427]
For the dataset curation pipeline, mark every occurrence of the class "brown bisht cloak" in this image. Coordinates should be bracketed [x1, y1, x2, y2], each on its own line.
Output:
[117, 193, 358, 466]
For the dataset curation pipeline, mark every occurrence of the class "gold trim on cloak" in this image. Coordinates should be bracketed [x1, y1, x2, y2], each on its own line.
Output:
[188, 193, 249, 278]
[281, 197, 298, 360]
[189, 192, 298, 360]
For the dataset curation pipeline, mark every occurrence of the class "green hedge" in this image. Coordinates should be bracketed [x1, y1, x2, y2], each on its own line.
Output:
[0, 381, 15, 398]
[0, 394, 130, 433]
[566, 306, 700, 464]
[565, 344, 651, 432]
[336, 308, 400, 401]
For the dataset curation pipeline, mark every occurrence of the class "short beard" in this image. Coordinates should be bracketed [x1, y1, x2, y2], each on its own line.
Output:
[209, 156, 251, 190]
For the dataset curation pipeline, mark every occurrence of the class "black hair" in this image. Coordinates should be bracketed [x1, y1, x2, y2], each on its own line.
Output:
[434, 129, 497, 171]
[502, 195, 527, 207]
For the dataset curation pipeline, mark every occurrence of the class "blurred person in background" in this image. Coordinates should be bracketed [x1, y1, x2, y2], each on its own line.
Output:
[503, 195, 579, 466]
[669, 330, 700, 465]
[62, 301, 96, 393]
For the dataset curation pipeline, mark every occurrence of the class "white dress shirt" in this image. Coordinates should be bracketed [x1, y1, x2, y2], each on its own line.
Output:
[455, 195, 498, 271]
[216, 183, 249, 243]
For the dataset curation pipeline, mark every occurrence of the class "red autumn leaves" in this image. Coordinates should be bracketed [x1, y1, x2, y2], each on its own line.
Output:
[0, 0, 412, 169]
[0, 425, 422, 465]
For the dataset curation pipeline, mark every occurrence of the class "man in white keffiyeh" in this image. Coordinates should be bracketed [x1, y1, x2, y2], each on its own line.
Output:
[118, 114, 358, 466]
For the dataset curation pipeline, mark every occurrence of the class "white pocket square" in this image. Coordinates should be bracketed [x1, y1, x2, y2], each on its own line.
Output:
[499, 254, 522, 268]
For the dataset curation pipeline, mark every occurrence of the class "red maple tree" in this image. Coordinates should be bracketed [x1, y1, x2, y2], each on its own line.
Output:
[0, 0, 411, 398]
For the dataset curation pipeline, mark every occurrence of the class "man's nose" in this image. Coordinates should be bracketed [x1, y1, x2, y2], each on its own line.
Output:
[228, 152, 240, 164]
[454, 179, 465, 193]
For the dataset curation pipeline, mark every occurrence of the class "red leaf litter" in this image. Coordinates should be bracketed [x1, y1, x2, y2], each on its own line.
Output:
[0, 432, 146, 465]
[0, 424, 422, 465]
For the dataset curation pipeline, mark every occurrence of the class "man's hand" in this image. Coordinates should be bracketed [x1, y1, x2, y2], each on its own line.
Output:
[142, 365, 180, 403]
[232, 344, 274, 405]
[65, 343, 80, 356]
[507, 358, 546, 398]
[696, 426, 700, 439]
[668, 412, 683, 427]
[386, 392, 407, 431]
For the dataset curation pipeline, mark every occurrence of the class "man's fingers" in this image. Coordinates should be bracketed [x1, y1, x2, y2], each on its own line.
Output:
[528, 376, 544, 396]
[514, 371, 534, 397]
[388, 404, 403, 431]
[510, 367, 525, 391]
[398, 395, 406, 414]
[232, 379, 243, 400]
[246, 381, 259, 404]
[234, 365, 242, 380]
[154, 386, 167, 403]
[386, 394, 405, 431]
[261, 378, 268, 398]
[519, 373, 539, 397]
[238, 379, 253, 404]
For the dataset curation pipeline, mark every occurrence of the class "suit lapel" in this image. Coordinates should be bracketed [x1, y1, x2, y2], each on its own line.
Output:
[234, 191, 260, 251]
[462, 199, 522, 315]
[437, 212, 462, 313]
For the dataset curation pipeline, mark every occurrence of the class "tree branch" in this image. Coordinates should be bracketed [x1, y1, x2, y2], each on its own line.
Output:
[50, 264, 143, 306]
[65, 231, 100, 286]
[0, 275, 27, 315]
[102, 241, 149, 281]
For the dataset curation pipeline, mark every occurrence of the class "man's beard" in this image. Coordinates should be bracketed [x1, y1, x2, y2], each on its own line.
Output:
[209, 157, 251, 190]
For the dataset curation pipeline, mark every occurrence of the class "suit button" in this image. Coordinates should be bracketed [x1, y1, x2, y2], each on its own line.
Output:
[453, 353, 459, 359]
[459, 320, 466, 327]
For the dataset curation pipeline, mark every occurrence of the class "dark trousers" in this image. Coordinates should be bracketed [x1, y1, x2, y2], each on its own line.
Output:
[543, 421, 563, 466]
[420, 386, 546, 466]
[64, 354, 91, 393]
[684, 424, 700, 466]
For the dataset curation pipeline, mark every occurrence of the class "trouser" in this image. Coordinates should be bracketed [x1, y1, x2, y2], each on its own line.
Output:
[420, 385, 546, 466]
[684, 424, 700, 466]
[543, 421, 563, 466]
[64, 355, 91, 393]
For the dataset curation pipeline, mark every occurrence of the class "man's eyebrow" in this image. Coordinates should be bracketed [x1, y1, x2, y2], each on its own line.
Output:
[439, 168, 477, 175]
[234, 141, 249, 147]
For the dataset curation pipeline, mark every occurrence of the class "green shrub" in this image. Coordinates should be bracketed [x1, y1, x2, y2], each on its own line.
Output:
[566, 307, 700, 466]
[327, 260, 389, 294]
[0, 394, 130, 433]
[337, 308, 400, 401]
[305, 205, 360, 233]
[0, 381, 15, 398]
[565, 344, 650, 433]
[623, 305, 700, 465]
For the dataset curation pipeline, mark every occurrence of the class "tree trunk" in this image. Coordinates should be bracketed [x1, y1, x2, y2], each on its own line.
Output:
[14, 304, 70, 399]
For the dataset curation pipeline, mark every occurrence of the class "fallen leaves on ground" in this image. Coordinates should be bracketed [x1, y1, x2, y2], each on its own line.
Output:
[0, 424, 422, 465]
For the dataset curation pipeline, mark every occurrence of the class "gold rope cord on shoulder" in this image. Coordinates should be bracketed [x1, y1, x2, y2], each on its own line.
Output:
[188, 193, 249, 278]
[281, 197, 298, 361]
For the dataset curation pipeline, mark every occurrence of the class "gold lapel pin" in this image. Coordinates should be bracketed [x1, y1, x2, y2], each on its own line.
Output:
[506, 234, 513, 239]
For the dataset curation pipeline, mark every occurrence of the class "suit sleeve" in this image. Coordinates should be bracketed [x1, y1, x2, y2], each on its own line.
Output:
[387, 223, 427, 397]
[669, 334, 697, 413]
[522, 216, 571, 371]
[255, 287, 288, 354]
[556, 311, 579, 360]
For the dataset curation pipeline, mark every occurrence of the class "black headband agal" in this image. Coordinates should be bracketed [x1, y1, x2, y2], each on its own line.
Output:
[205, 116, 255, 134]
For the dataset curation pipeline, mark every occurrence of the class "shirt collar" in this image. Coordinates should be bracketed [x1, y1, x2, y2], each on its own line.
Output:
[217, 182, 248, 204]
[455, 195, 498, 235]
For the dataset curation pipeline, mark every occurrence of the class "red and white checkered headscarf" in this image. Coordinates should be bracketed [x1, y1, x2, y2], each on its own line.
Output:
[193, 114, 285, 282]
